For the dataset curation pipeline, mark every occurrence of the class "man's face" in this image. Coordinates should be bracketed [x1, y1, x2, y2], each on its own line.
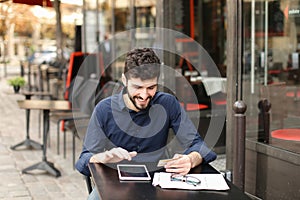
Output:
[124, 76, 158, 110]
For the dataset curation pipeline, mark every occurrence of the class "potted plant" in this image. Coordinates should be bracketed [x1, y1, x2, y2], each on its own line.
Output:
[7, 76, 26, 93]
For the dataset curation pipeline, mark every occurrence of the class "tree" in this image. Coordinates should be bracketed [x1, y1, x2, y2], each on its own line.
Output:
[0, 1, 11, 64]
[53, 0, 65, 63]
[1, 2, 39, 57]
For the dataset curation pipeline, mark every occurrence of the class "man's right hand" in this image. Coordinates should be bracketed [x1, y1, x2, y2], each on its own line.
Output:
[89, 147, 137, 164]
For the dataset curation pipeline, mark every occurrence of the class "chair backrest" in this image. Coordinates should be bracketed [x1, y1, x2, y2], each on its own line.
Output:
[64, 52, 87, 100]
[67, 75, 85, 102]
[72, 78, 99, 116]
[94, 81, 124, 106]
[81, 80, 123, 195]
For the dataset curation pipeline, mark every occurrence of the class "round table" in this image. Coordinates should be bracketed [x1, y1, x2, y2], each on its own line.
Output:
[271, 128, 300, 142]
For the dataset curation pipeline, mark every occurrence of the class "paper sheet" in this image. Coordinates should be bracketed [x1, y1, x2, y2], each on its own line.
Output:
[152, 172, 229, 190]
[201, 77, 227, 96]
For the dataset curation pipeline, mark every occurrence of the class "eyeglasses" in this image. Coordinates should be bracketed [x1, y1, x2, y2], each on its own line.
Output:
[170, 175, 201, 186]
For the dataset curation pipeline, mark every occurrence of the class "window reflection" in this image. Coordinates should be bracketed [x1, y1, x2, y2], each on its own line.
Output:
[243, 0, 300, 154]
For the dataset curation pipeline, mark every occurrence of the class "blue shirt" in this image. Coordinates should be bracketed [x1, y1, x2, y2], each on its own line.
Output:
[75, 90, 217, 176]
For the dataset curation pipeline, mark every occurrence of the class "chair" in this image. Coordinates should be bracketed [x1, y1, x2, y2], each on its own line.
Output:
[55, 77, 99, 162]
[85, 175, 93, 194]
[45, 60, 68, 97]
[64, 52, 87, 100]
[75, 81, 123, 194]
[50, 52, 87, 155]
[52, 51, 115, 163]
[56, 80, 123, 169]
[50, 75, 86, 155]
[94, 80, 123, 105]
[70, 80, 123, 164]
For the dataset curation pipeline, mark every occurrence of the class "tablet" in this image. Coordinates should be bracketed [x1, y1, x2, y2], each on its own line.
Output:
[117, 164, 151, 181]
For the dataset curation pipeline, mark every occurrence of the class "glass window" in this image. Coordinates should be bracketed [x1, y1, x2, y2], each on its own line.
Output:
[243, 0, 300, 154]
[83, 0, 157, 80]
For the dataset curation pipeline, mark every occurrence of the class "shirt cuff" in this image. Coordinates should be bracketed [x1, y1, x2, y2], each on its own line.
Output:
[75, 152, 93, 177]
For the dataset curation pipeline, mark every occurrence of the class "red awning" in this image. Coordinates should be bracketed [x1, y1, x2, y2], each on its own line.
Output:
[12, 0, 52, 7]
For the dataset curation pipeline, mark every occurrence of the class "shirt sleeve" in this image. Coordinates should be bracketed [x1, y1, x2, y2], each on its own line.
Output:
[169, 97, 217, 164]
[75, 148, 93, 176]
[75, 104, 108, 177]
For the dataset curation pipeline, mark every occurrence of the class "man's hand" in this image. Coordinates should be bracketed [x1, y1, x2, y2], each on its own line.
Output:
[164, 154, 192, 175]
[164, 152, 203, 176]
[89, 147, 137, 164]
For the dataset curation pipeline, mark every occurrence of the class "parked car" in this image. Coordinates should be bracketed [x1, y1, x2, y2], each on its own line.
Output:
[28, 47, 70, 65]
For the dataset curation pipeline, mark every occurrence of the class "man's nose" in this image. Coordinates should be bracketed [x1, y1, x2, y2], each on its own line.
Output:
[139, 88, 149, 99]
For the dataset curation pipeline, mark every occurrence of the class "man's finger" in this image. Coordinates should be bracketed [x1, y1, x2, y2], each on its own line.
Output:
[112, 149, 130, 160]
[129, 151, 137, 157]
[165, 167, 187, 175]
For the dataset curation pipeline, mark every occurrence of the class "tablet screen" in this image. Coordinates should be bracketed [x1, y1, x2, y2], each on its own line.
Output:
[117, 164, 151, 181]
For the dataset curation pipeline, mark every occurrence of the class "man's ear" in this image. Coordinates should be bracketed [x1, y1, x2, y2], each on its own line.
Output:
[121, 73, 127, 86]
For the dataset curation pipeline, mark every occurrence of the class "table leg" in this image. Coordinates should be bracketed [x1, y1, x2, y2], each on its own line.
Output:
[10, 108, 42, 150]
[28, 63, 32, 91]
[22, 109, 61, 177]
[22, 160, 61, 177]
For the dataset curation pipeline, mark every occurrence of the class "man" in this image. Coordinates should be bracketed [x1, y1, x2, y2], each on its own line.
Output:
[75, 48, 217, 199]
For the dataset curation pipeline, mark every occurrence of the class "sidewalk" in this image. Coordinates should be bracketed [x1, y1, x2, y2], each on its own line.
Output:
[0, 65, 88, 199]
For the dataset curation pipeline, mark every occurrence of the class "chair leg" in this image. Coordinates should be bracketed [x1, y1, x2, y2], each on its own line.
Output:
[85, 176, 92, 194]
[73, 130, 76, 170]
[47, 113, 50, 148]
[63, 129, 67, 159]
[56, 120, 61, 155]
[38, 110, 42, 138]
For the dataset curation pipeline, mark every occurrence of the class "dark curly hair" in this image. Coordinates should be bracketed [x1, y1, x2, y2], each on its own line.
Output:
[124, 48, 161, 80]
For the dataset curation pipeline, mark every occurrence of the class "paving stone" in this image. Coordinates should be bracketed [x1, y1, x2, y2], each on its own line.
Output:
[44, 183, 61, 193]
[48, 192, 66, 199]
[1, 197, 32, 200]
[21, 174, 38, 183]
[26, 183, 47, 195]
[0, 69, 88, 199]
[31, 195, 52, 200]
[9, 190, 30, 197]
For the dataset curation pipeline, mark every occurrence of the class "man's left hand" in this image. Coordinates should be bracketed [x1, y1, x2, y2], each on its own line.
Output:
[164, 154, 192, 176]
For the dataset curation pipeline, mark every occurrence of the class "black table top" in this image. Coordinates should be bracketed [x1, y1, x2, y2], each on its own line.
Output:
[89, 162, 251, 200]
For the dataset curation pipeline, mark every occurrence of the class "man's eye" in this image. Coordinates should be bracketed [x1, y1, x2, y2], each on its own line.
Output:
[132, 86, 142, 90]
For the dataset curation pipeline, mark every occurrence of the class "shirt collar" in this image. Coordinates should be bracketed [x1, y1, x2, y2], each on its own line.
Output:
[116, 88, 127, 111]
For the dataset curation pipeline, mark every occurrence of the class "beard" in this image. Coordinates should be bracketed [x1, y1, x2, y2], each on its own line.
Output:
[128, 93, 152, 111]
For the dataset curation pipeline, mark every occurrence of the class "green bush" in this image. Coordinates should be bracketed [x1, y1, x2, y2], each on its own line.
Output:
[7, 77, 26, 87]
